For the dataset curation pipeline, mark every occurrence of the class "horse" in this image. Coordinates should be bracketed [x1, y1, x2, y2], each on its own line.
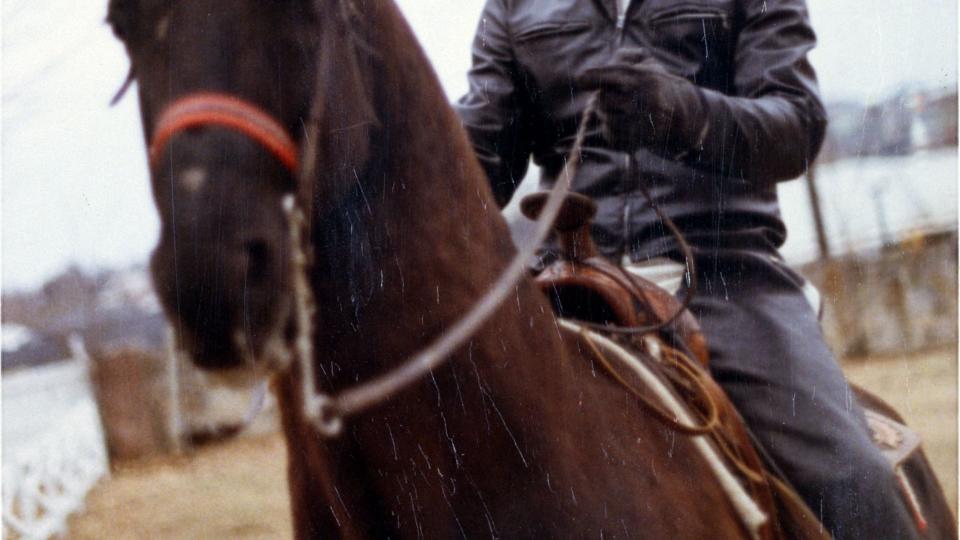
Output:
[107, 0, 834, 537]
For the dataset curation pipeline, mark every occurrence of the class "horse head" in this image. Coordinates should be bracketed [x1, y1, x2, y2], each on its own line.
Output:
[108, 0, 376, 374]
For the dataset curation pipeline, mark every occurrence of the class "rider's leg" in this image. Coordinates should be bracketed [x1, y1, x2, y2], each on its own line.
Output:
[685, 250, 920, 540]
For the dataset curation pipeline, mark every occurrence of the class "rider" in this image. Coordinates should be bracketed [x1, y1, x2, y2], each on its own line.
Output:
[455, 0, 919, 538]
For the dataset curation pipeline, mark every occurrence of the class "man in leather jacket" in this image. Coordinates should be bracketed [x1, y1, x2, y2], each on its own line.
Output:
[455, 1, 919, 538]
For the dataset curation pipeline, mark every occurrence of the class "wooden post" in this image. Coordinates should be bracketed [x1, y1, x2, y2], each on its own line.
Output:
[805, 163, 831, 260]
[165, 327, 184, 455]
[871, 186, 893, 247]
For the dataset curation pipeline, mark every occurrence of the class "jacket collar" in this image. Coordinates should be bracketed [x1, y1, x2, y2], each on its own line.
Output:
[593, 0, 635, 23]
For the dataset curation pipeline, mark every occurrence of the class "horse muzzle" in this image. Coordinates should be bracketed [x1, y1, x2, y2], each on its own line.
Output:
[147, 93, 301, 374]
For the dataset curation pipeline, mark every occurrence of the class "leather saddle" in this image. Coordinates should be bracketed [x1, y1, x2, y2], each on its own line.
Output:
[522, 191, 831, 539]
[520, 192, 709, 366]
[522, 191, 948, 538]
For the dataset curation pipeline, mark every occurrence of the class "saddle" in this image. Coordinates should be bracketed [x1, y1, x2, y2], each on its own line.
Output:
[522, 191, 828, 539]
[521, 192, 952, 539]
[519, 192, 710, 366]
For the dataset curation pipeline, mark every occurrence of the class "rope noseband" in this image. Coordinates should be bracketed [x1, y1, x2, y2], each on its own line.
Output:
[149, 93, 299, 172]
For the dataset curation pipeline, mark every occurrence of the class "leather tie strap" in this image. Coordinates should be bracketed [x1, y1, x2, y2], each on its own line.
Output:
[149, 92, 299, 173]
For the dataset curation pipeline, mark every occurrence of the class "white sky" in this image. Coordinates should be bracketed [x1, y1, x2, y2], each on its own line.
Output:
[1, 0, 957, 291]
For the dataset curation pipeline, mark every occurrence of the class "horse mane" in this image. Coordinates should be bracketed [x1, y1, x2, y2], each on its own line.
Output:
[298, 0, 381, 212]
[276, 3, 542, 532]
[302, 0, 488, 205]
[294, 0, 518, 390]
[269, 4, 779, 538]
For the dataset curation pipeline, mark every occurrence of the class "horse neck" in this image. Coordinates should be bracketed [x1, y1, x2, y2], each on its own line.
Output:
[309, 2, 533, 386]
[285, 9, 740, 537]
[298, 7, 582, 519]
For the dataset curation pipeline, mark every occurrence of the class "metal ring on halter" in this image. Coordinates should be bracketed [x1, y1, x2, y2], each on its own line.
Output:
[309, 394, 344, 438]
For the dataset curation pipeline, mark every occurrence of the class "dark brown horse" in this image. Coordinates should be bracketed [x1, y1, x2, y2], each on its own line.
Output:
[108, 0, 822, 537]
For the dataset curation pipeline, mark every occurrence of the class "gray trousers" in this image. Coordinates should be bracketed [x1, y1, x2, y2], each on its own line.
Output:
[677, 250, 919, 540]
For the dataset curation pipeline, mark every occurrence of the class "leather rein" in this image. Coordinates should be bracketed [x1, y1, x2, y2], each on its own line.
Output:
[150, 91, 694, 440]
[293, 97, 599, 437]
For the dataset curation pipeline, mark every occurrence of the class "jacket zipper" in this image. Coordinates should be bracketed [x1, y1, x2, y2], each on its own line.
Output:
[616, 1, 634, 254]
[621, 154, 632, 256]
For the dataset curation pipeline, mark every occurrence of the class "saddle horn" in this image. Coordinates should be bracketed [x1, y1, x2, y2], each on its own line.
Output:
[520, 191, 598, 261]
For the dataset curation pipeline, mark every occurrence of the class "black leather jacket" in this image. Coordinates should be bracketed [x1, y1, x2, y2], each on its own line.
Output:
[455, 0, 827, 261]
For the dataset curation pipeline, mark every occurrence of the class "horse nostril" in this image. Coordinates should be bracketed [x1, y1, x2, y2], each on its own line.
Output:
[243, 240, 272, 285]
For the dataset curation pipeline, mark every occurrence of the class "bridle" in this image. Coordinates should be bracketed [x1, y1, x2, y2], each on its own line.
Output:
[149, 90, 694, 441]
[148, 88, 590, 438]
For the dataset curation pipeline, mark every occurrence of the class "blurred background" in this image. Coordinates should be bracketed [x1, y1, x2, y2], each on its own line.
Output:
[2, 0, 956, 537]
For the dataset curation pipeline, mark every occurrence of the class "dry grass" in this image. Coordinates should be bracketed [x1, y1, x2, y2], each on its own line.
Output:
[68, 347, 957, 537]
[68, 436, 292, 539]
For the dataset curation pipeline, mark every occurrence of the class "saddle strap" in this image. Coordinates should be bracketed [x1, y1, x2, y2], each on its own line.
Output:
[562, 320, 833, 540]
[535, 256, 710, 366]
[853, 385, 930, 534]
[559, 320, 773, 539]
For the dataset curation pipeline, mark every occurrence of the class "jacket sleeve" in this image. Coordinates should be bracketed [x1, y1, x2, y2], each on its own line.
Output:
[454, 0, 534, 207]
[692, 0, 828, 184]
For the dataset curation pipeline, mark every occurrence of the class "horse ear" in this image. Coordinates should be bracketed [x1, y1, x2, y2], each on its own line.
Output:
[106, 0, 140, 44]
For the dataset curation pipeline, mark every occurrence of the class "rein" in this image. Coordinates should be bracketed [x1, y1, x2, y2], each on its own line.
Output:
[290, 93, 697, 438]
[149, 90, 693, 441]
[290, 95, 601, 437]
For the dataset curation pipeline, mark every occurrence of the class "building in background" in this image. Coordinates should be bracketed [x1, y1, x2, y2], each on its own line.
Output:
[786, 87, 958, 357]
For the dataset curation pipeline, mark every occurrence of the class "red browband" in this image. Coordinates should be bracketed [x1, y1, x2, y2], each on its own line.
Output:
[149, 93, 299, 173]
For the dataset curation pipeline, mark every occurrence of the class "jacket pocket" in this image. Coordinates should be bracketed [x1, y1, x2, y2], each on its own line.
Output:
[647, 7, 730, 30]
[513, 20, 595, 92]
[513, 21, 591, 44]
[645, 6, 734, 91]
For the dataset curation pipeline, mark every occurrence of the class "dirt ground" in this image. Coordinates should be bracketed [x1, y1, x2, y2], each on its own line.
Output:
[68, 346, 957, 537]
[68, 436, 292, 539]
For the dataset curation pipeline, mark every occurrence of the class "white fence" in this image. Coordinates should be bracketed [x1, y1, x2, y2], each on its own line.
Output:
[3, 355, 109, 539]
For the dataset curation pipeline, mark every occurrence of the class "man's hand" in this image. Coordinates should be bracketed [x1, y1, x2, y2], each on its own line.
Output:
[576, 48, 708, 155]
